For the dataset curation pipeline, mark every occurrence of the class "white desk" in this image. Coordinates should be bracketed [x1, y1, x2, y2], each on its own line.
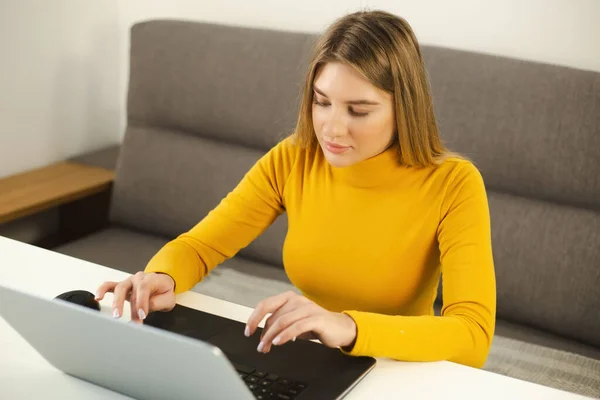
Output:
[0, 235, 591, 400]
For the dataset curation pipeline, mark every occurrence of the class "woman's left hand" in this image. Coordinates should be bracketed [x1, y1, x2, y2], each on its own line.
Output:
[244, 291, 357, 354]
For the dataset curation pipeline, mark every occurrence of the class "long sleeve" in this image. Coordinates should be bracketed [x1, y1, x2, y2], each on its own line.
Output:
[145, 138, 297, 293]
[341, 162, 496, 368]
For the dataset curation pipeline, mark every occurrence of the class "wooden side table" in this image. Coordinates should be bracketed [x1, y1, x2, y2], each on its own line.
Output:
[0, 161, 115, 247]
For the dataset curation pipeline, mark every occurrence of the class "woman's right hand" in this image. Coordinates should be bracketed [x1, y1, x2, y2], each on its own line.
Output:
[95, 272, 176, 323]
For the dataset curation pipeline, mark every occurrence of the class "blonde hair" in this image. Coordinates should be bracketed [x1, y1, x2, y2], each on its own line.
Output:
[292, 10, 460, 167]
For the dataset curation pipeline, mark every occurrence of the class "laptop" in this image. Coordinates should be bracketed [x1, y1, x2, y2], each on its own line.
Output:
[0, 284, 376, 400]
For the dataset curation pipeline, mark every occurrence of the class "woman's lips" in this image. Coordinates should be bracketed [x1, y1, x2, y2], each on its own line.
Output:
[324, 141, 350, 154]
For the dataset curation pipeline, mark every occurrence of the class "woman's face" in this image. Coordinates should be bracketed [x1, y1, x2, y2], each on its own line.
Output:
[312, 62, 396, 168]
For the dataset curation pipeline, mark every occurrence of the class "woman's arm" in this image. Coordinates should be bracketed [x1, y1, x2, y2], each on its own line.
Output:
[144, 137, 298, 294]
[341, 162, 496, 368]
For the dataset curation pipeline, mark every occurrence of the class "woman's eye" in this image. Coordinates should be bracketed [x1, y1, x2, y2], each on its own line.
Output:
[313, 98, 369, 117]
[349, 109, 369, 117]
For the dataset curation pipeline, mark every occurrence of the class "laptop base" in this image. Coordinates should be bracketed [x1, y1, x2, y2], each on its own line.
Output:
[144, 304, 376, 399]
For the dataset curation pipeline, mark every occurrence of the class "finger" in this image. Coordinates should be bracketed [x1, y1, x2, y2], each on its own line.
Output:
[260, 306, 314, 353]
[95, 281, 118, 300]
[267, 315, 321, 351]
[112, 279, 132, 319]
[260, 315, 272, 342]
[149, 291, 176, 312]
[295, 332, 316, 341]
[129, 286, 140, 324]
[246, 291, 296, 336]
[259, 295, 311, 341]
[259, 301, 297, 341]
[133, 272, 149, 321]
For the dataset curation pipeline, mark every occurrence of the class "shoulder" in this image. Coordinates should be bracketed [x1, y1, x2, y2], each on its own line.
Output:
[256, 135, 317, 182]
[268, 134, 320, 167]
[436, 156, 484, 187]
[434, 157, 487, 206]
[268, 135, 307, 159]
[259, 136, 299, 166]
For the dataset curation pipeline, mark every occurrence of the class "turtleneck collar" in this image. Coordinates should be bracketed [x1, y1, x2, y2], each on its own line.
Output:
[328, 144, 404, 188]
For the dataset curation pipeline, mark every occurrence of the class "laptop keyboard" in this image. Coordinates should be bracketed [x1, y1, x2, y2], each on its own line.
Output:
[232, 361, 308, 399]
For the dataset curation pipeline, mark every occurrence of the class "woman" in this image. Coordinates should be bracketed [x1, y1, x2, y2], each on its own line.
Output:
[96, 10, 496, 368]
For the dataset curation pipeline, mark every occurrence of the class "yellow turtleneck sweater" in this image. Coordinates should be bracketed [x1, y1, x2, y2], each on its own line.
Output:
[145, 136, 496, 368]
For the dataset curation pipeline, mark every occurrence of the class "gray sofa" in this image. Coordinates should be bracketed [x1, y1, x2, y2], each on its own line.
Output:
[54, 19, 600, 397]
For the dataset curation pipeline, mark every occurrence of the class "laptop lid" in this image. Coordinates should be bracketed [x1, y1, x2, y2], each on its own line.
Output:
[0, 284, 254, 400]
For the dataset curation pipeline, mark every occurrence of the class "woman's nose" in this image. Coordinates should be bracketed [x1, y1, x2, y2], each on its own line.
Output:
[322, 111, 347, 139]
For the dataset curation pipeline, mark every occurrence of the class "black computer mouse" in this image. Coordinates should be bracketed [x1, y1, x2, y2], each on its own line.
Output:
[55, 290, 101, 311]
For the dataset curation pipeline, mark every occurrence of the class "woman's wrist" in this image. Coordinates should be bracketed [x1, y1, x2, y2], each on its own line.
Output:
[153, 272, 176, 291]
[340, 312, 358, 350]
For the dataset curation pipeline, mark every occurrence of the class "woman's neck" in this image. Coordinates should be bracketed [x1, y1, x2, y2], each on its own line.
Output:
[329, 144, 404, 188]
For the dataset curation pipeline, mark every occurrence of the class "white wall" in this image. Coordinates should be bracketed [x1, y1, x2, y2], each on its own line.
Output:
[368, 0, 600, 73]
[117, 0, 600, 73]
[1, 0, 599, 180]
[0, 1, 122, 179]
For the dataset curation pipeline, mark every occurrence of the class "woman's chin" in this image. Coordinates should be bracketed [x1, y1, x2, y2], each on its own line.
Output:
[324, 152, 358, 168]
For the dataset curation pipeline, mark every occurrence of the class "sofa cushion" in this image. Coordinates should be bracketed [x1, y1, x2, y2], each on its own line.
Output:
[486, 191, 600, 348]
[432, 302, 600, 361]
[191, 256, 300, 309]
[493, 318, 600, 362]
[432, 304, 600, 397]
[52, 226, 295, 307]
[421, 46, 600, 211]
[486, 334, 600, 398]
[109, 125, 288, 268]
[127, 19, 317, 151]
[54, 226, 167, 274]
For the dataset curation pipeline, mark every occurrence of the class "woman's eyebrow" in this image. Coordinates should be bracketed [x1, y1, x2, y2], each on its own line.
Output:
[313, 85, 380, 106]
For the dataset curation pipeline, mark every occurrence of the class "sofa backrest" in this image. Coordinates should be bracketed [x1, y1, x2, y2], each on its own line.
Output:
[110, 19, 600, 348]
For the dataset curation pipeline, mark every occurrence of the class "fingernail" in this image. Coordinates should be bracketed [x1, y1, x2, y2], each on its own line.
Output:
[272, 336, 281, 345]
[244, 326, 250, 337]
[257, 342, 264, 352]
[95, 292, 100, 300]
[113, 309, 120, 318]
[292, 336, 296, 342]
[138, 309, 146, 320]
